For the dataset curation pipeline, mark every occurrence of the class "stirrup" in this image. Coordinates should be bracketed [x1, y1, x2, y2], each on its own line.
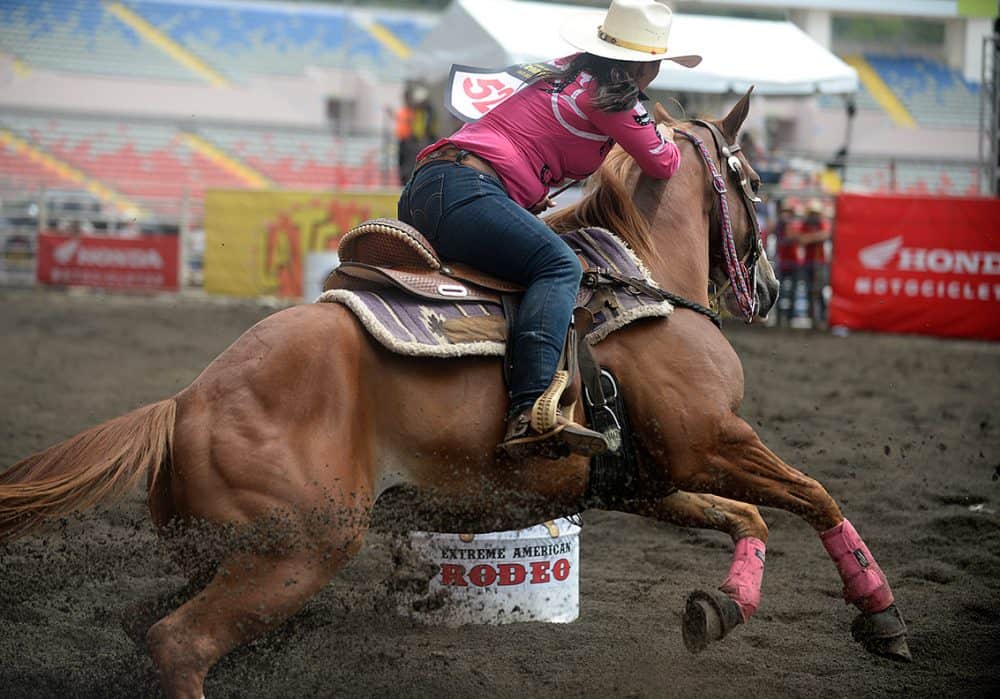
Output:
[499, 380, 609, 460]
[531, 369, 569, 433]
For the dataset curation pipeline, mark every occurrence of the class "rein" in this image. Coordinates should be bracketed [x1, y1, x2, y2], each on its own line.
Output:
[674, 122, 762, 322]
[581, 269, 721, 328]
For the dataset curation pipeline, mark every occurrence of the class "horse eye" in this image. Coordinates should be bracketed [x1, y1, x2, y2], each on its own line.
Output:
[750, 179, 761, 194]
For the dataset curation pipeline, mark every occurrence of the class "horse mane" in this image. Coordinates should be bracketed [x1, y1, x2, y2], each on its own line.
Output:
[545, 109, 686, 265]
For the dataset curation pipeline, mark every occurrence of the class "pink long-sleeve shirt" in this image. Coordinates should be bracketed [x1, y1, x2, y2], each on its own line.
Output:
[418, 57, 681, 210]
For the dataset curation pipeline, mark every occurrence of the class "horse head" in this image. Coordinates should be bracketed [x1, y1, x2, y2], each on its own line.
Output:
[709, 90, 779, 320]
[548, 90, 779, 323]
[654, 91, 779, 321]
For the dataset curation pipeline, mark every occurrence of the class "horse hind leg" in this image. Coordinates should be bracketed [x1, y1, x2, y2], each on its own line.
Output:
[673, 415, 910, 661]
[635, 491, 768, 652]
[145, 507, 370, 698]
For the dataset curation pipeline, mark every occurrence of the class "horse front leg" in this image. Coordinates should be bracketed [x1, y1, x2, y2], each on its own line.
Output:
[669, 414, 910, 662]
[633, 491, 768, 651]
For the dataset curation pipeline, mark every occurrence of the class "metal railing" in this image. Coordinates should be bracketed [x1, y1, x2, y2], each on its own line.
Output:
[979, 34, 999, 196]
[759, 152, 982, 198]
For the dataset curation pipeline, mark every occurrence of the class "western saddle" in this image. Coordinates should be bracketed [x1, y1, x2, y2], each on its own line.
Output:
[324, 218, 524, 304]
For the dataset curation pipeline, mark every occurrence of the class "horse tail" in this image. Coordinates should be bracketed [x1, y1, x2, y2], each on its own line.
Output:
[0, 399, 176, 543]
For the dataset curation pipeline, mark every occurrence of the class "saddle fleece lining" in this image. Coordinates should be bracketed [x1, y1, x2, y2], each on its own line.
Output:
[317, 288, 506, 358]
[316, 227, 672, 358]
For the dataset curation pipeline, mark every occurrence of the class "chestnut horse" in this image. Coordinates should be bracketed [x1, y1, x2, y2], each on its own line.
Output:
[0, 92, 909, 698]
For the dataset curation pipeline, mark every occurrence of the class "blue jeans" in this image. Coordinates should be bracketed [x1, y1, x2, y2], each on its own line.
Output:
[398, 160, 581, 417]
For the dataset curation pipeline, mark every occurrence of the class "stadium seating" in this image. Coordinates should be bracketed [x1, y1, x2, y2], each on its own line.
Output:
[0, 0, 431, 85]
[129, 1, 388, 82]
[194, 125, 389, 188]
[0, 138, 81, 192]
[843, 160, 980, 196]
[0, 0, 201, 82]
[863, 54, 980, 129]
[0, 114, 244, 203]
[818, 85, 882, 113]
[375, 16, 431, 48]
[0, 113, 396, 216]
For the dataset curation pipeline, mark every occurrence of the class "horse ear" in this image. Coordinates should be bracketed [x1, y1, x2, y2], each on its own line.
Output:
[653, 102, 671, 124]
[720, 86, 755, 141]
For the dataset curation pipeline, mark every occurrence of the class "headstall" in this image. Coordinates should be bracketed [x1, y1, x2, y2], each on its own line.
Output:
[673, 120, 763, 321]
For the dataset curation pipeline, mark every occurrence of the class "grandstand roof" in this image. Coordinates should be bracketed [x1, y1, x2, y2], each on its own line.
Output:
[679, 1, 966, 19]
[410, 0, 858, 95]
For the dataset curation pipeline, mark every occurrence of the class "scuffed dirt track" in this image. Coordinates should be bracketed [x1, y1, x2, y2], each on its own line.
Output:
[1, 288, 998, 698]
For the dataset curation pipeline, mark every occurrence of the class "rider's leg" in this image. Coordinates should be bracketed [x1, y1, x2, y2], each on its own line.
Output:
[436, 171, 580, 413]
[400, 160, 606, 456]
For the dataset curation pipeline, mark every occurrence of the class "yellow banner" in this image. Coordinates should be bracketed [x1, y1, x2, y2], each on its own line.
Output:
[204, 189, 399, 297]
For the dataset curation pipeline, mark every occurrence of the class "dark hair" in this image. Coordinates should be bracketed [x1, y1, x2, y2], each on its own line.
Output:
[537, 53, 641, 113]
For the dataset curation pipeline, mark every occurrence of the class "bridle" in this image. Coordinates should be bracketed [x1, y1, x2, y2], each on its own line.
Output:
[674, 120, 763, 322]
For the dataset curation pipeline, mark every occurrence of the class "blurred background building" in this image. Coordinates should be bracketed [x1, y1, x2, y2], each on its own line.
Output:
[0, 0, 996, 301]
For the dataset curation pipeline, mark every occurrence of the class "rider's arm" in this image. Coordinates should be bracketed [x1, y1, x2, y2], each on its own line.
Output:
[588, 102, 681, 179]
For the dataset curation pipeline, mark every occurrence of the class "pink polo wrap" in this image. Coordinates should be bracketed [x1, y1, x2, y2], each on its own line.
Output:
[820, 519, 894, 613]
[719, 536, 766, 622]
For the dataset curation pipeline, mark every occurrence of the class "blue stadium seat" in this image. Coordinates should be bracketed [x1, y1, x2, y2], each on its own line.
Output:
[817, 86, 882, 113]
[864, 54, 979, 129]
[0, 0, 203, 82]
[0, 1, 430, 84]
[124, 0, 405, 82]
[374, 16, 432, 48]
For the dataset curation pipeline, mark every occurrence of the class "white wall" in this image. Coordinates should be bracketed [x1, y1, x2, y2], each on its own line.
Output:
[0, 55, 399, 132]
[795, 102, 979, 158]
[961, 18, 995, 84]
[790, 8, 833, 49]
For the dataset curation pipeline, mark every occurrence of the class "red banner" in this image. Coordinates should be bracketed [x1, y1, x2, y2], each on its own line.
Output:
[829, 194, 1000, 341]
[36, 233, 179, 291]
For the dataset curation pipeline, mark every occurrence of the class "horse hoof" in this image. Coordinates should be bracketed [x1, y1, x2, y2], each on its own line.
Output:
[682, 589, 742, 653]
[851, 604, 912, 663]
[864, 634, 913, 662]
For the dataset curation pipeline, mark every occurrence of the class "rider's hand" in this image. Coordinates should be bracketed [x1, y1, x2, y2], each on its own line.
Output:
[529, 197, 556, 216]
[656, 123, 675, 143]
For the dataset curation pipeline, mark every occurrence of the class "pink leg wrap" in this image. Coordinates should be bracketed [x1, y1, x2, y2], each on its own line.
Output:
[719, 536, 766, 623]
[820, 519, 894, 613]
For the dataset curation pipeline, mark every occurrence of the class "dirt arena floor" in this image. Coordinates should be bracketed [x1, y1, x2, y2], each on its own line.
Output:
[1, 287, 997, 698]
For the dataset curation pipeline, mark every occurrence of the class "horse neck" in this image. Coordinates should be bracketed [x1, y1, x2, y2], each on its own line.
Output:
[635, 156, 712, 306]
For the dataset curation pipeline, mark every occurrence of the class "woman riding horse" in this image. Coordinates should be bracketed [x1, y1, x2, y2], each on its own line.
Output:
[398, 0, 701, 459]
[0, 4, 911, 697]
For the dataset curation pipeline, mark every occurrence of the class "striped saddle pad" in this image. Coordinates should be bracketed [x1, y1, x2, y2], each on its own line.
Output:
[316, 227, 672, 358]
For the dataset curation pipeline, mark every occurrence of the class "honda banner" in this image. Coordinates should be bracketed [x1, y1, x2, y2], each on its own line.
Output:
[830, 194, 1000, 341]
[36, 233, 179, 291]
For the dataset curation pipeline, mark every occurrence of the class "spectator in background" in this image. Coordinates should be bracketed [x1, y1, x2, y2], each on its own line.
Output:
[772, 201, 801, 326]
[797, 199, 832, 327]
[395, 83, 436, 184]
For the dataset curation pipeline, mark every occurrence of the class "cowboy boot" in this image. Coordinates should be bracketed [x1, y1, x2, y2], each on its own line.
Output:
[499, 407, 609, 460]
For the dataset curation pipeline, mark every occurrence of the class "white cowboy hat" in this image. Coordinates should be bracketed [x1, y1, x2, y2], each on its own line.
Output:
[561, 0, 702, 67]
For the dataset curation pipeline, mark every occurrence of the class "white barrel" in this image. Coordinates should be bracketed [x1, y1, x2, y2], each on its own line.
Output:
[303, 251, 340, 299]
[397, 517, 581, 626]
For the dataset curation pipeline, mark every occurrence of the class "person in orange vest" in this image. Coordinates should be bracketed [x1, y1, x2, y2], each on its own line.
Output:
[396, 84, 436, 184]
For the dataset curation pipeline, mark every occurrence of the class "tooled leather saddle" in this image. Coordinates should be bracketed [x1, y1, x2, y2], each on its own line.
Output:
[324, 218, 523, 304]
